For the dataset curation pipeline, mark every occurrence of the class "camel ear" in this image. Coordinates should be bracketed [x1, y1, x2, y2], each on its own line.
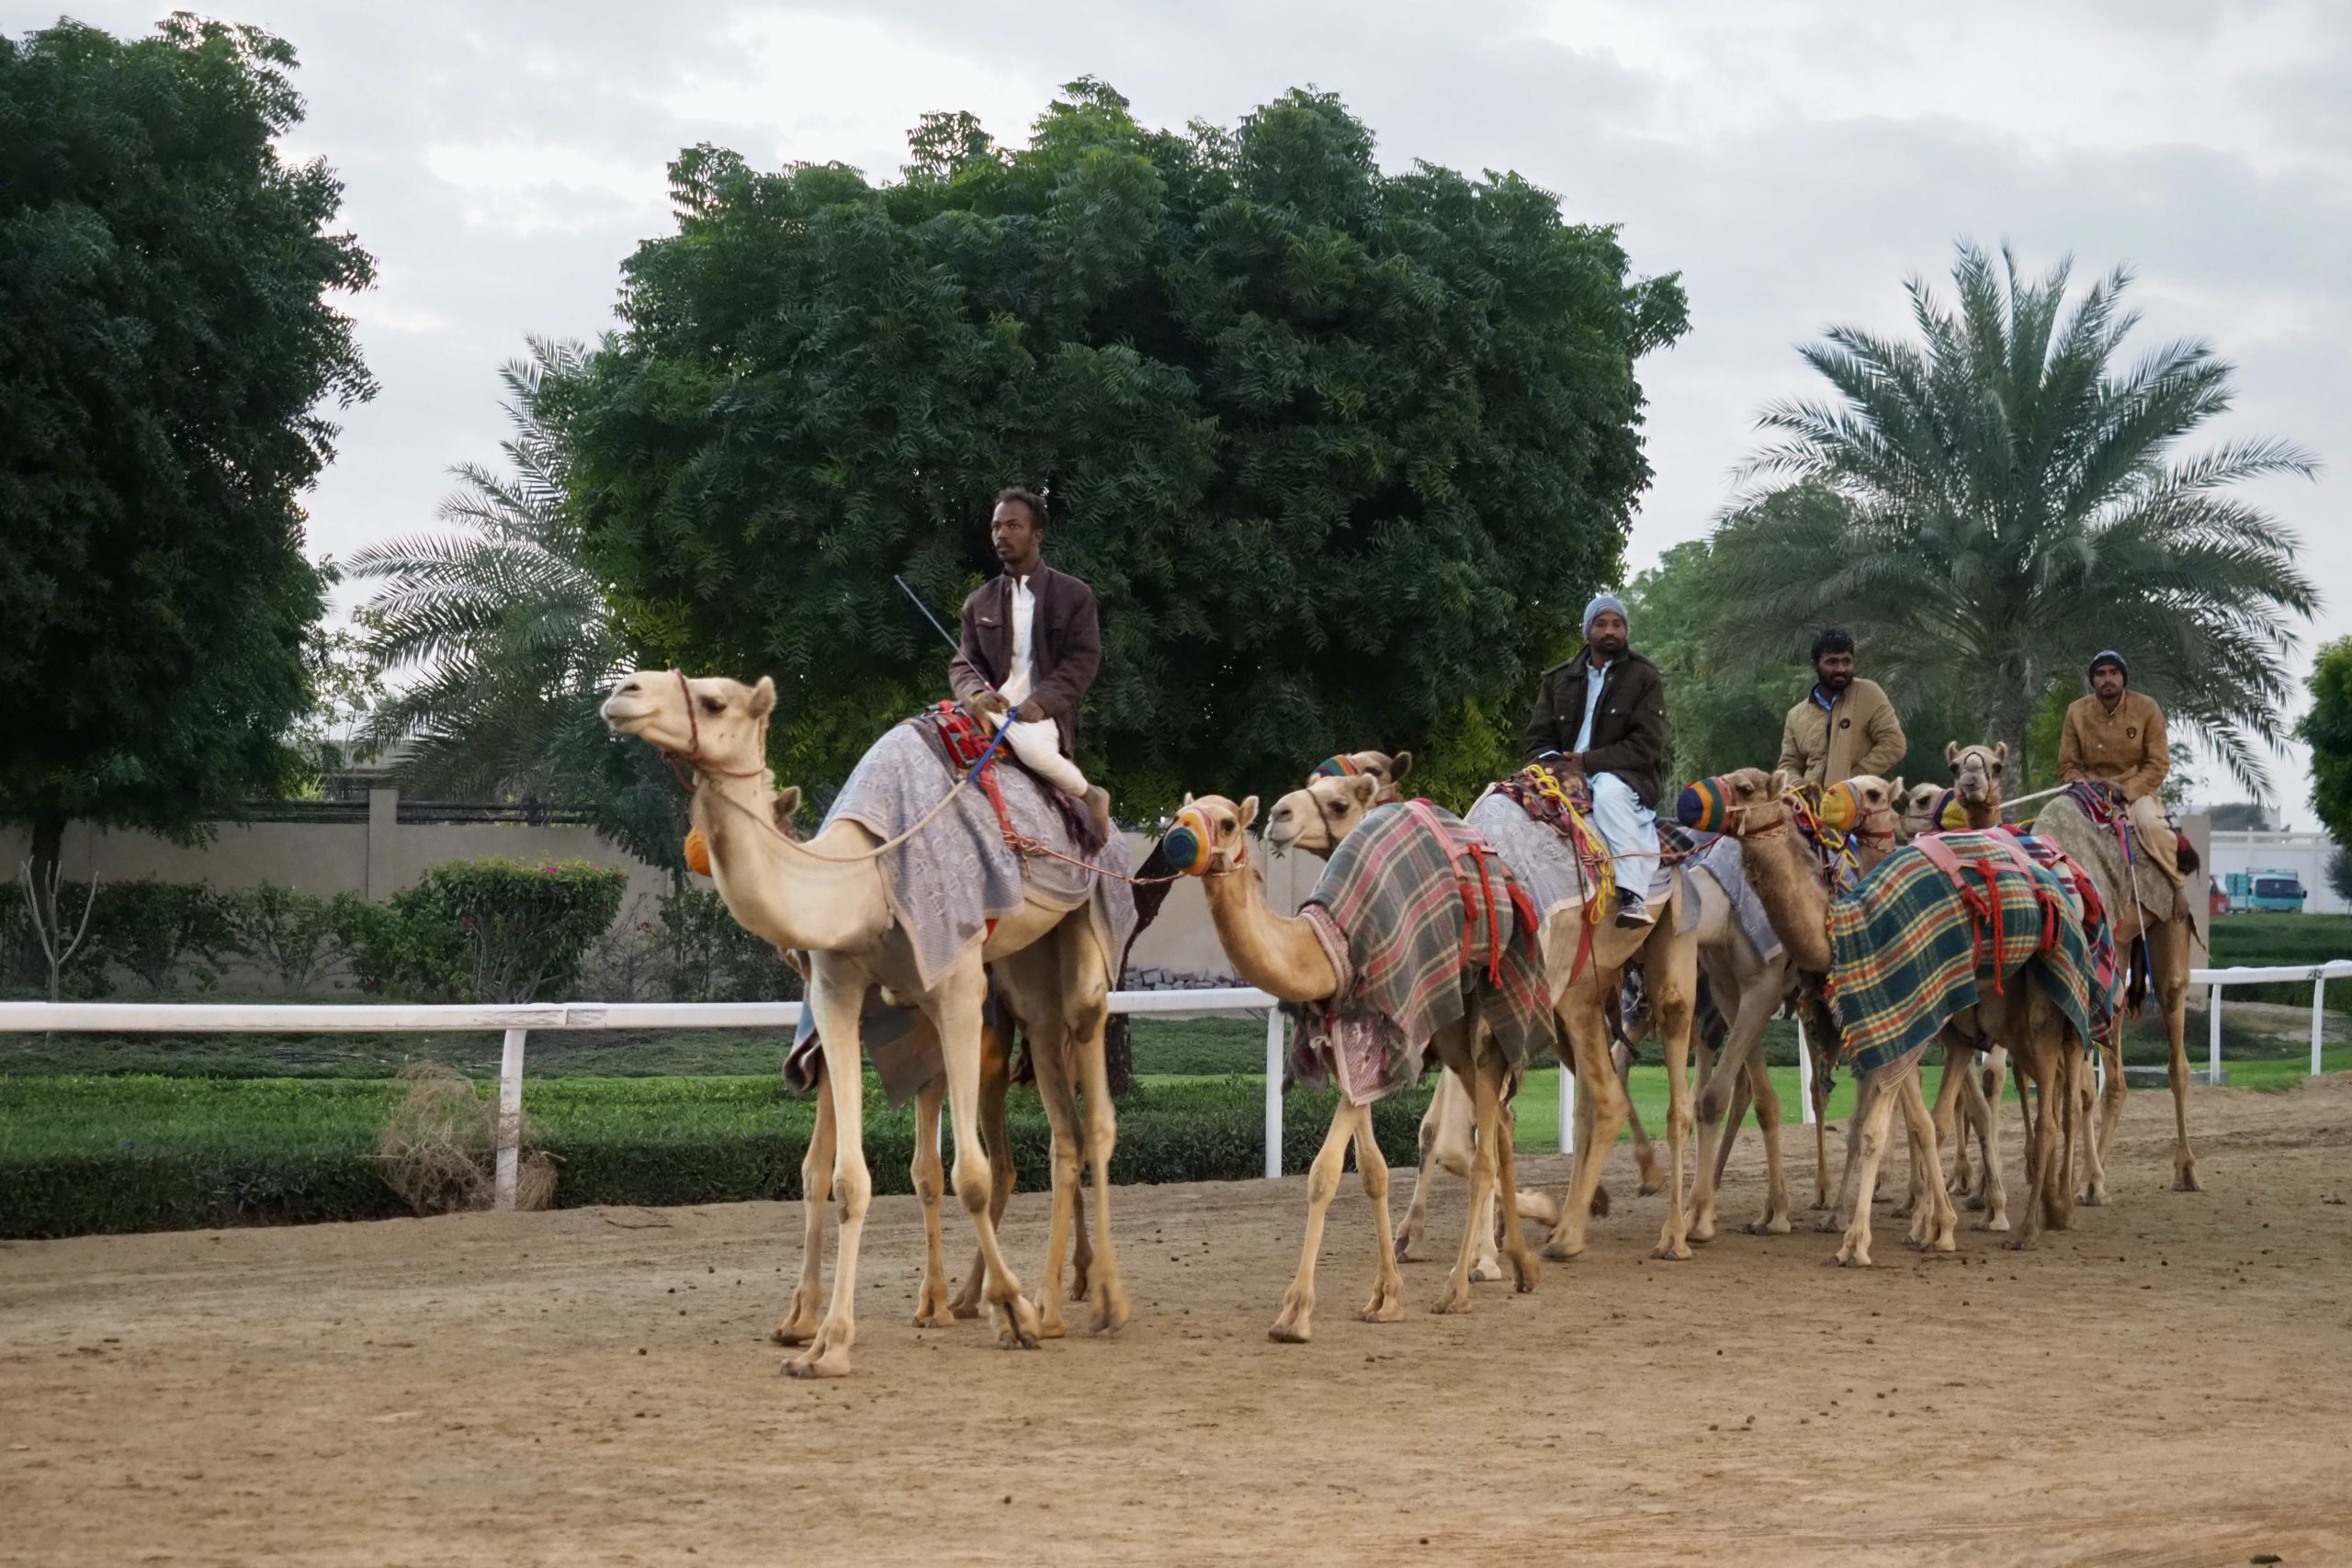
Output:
[772, 784, 800, 824]
[1944, 741, 1961, 767]
[1238, 795, 1260, 830]
[1891, 776, 1905, 799]
[1348, 774, 1380, 807]
[1992, 741, 2009, 767]
[1182, 792, 1195, 807]
[1390, 750, 1414, 782]
[1769, 768, 1798, 796]
[748, 676, 776, 718]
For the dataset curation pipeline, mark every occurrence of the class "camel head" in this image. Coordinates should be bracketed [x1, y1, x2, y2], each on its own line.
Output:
[1265, 771, 1383, 856]
[1675, 766, 1786, 838]
[1945, 740, 2007, 815]
[1898, 780, 1947, 840]
[602, 670, 775, 779]
[1163, 793, 1260, 877]
[1829, 773, 1902, 844]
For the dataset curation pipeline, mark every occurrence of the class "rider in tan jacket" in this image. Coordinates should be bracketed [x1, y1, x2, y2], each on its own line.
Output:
[2057, 649, 2182, 886]
[1776, 628, 1907, 787]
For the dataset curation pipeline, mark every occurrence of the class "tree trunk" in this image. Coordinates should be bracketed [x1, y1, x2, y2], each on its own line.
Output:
[13, 812, 67, 986]
[1104, 1012, 1136, 1098]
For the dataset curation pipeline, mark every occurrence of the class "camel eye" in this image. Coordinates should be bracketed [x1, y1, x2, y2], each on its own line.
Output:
[698, 695, 724, 715]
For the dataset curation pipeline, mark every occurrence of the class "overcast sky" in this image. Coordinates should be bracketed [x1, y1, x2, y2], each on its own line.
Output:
[31, 1, 2349, 822]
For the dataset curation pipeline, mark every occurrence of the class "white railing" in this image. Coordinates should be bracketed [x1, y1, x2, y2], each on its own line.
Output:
[0, 990, 1288, 1209]
[5, 959, 2343, 1211]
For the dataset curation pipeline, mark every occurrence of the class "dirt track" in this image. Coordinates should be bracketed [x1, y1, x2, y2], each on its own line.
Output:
[5, 1078, 2350, 1567]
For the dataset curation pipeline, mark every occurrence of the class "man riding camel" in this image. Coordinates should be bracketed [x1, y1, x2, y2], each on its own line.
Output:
[2058, 649, 2183, 888]
[1776, 626, 1906, 787]
[1523, 592, 1668, 927]
[949, 486, 1114, 848]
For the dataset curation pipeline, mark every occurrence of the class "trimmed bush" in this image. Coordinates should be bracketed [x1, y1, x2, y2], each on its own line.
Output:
[218, 884, 345, 993]
[85, 879, 232, 994]
[339, 859, 628, 1002]
[0, 1072, 1434, 1238]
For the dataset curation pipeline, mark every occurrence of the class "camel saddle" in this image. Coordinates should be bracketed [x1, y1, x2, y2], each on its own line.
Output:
[1491, 761, 1611, 892]
[910, 700, 1101, 854]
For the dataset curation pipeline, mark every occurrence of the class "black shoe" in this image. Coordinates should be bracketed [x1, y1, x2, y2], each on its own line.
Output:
[1614, 890, 1654, 929]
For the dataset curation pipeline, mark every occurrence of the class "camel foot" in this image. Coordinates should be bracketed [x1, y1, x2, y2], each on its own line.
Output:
[1649, 1237, 1693, 1262]
[773, 1316, 820, 1348]
[1690, 1213, 1717, 1245]
[781, 1344, 854, 1379]
[1810, 1210, 1841, 1234]
[1510, 1251, 1538, 1293]
[1468, 1255, 1504, 1284]
[993, 1293, 1042, 1351]
[1269, 1286, 1314, 1344]
[1091, 1279, 1132, 1336]
[1744, 1213, 1792, 1236]
[1430, 1282, 1474, 1315]
[1357, 1281, 1404, 1323]
[1809, 1193, 1834, 1213]
[1512, 1190, 1565, 1226]
[2078, 1182, 2109, 1208]
[2173, 1167, 2204, 1193]
[1979, 1212, 2010, 1233]
[1541, 1235, 1586, 1263]
[1268, 1320, 1313, 1344]
[2003, 1234, 2036, 1252]
[1834, 1241, 1872, 1268]
[1589, 1185, 1612, 1218]
[1392, 1224, 1424, 1262]
[948, 1280, 984, 1320]
[911, 1277, 955, 1329]
[1636, 1170, 1665, 1199]
[1035, 1309, 1068, 1340]
[1067, 1267, 1091, 1303]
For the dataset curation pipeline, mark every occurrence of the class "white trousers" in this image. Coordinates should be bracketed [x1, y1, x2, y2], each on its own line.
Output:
[1001, 715, 1090, 798]
[1591, 772, 1659, 890]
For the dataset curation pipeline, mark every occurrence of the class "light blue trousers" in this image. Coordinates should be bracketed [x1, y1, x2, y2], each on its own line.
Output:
[1591, 772, 1659, 889]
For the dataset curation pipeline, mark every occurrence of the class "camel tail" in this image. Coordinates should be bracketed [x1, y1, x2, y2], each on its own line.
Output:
[2123, 936, 2151, 1022]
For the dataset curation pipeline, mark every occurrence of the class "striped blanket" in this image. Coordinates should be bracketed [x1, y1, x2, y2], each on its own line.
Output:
[1825, 830, 2098, 1082]
[1288, 800, 1555, 1105]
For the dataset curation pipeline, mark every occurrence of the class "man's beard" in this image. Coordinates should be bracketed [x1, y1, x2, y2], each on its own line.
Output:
[1819, 671, 1852, 692]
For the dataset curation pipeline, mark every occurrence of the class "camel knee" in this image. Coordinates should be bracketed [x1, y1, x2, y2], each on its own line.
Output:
[833, 1163, 873, 1222]
[910, 1150, 944, 1206]
[952, 1156, 996, 1215]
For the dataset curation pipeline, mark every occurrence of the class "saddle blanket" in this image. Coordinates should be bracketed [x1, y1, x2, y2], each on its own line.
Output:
[1465, 788, 1672, 919]
[1825, 830, 2098, 1083]
[1286, 800, 1554, 1106]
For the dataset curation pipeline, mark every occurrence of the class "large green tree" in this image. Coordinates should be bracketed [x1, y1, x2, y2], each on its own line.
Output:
[2299, 637, 2352, 846]
[0, 17, 374, 886]
[1715, 242, 2315, 794]
[349, 339, 684, 876]
[552, 80, 1686, 811]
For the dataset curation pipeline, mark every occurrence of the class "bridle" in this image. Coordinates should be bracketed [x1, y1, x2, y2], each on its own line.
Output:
[657, 670, 766, 784]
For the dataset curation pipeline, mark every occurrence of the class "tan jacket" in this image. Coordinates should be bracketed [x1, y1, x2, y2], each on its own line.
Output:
[1776, 677, 1907, 787]
[2058, 691, 2168, 802]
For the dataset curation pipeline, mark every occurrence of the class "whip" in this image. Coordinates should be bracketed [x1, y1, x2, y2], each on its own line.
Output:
[894, 575, 961, 654]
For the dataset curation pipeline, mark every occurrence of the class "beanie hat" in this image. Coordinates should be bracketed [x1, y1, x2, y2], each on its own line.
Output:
[1583, 592, 1629, 637]
[2088, 649, 2129, 682]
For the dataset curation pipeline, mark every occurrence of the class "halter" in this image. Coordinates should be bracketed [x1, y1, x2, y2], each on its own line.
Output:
[1164, 804, 1224, 876]
[659, 670, 767, 784]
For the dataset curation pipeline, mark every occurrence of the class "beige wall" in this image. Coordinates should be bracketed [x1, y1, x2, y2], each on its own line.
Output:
[2181, 812, 2211, 968]
[0, 789, 671, 909]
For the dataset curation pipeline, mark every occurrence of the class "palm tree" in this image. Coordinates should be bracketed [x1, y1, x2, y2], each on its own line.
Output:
[349, 337, 686, 873]
[1721, 242, 2318, 795]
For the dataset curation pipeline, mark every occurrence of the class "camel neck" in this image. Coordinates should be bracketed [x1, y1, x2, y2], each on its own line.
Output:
[1200, 861, 1339, 1005]
[693, 773, 888, 953]
[1737, 814, 1834, 972]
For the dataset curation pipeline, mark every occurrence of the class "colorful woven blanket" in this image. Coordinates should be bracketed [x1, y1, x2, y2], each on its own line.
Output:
[1287, 800, 1554, 1105]
[2000, 830, 2120, 1041]
[1825, 830, 2097, 1083]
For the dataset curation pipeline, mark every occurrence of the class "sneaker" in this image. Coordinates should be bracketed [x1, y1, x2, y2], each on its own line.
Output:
[1614, 889, 1654, 929]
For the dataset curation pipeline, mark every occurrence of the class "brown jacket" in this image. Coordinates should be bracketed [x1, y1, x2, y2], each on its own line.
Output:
[1776, 677, 1907, 787]
[948, 563, 1102, 757]
[2058, 690, 2168, 802]
[1522, 649, 1668, 808]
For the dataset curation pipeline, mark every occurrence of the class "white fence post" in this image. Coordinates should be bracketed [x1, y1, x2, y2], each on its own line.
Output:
[494, 1026, 527, 1212]
[2314, 975, 2329, 1078]
[2208, 982, 2222, 1085]
[1796, 1017, 1815, 1126]
[1262, 1007, 1283, 1179]
[1558, 1057, 1575, 1155]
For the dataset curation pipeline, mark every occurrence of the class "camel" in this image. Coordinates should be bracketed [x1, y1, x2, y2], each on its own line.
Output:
[2014, 780, 2196, 1193]
[1690, 768, 1962, 1264]
[1176, 793, 1537, 1342]
[603, 671, 1128, 1377]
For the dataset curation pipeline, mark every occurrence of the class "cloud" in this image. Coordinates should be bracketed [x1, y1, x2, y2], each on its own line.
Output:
[31, 0, 2348, 818]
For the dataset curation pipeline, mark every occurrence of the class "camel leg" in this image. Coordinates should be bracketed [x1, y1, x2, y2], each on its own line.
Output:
[1956, 1049, 2007, 1231]
[1617, 1041, 1665, 1195]
[775, 1068, 835, 1346]
[2007, 1046, 2057, 1250]
[1394, 1089, 1442, 1262]
[2092, 1033, 2127, 1182]
[1807, 1033, 1837, 1212]
[1271, 1100, 1357, 1343]
[784, 972, 874, 1378]
[2075, 1040, 2114, 1208]
[1819, 1069, 1876, 1234]
[1351, 1101, 1405, 1323]
[1690, 980, 1772, 1246]
[2151, 919, 2201, 1191]
[1650, 941, 1700, 1262]
[1069, 973, 1130, 1334]
[934, 969, 1039, 1351]
[1713, 1066, 1750, 1191]
[1741, 1049, 1792, 1234]
[949, 1029, 1015, 1320]
[1436, 1057, 1505, 1313]
[1931, 1041, 1970, 1197]
[1544, 991, 1628, 1260]
[1894, 1068, 1957, 1253]
[1023, 1035, 1084, 1342]
[1834, 1066, 1904, 1267]
[910, 1076, 956, 1327]
[1488, 1058, 1538, 1292]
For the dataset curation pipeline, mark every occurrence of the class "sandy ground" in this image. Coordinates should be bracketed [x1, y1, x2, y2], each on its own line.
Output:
[4, 1077, 2349, 1568]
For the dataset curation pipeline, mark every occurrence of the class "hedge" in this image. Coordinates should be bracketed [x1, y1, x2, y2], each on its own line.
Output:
[0, 1073, 1436, 1239]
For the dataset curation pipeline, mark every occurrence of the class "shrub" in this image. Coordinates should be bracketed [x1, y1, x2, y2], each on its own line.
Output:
[85, 880, 232, 994]
[219, 884, 345, 993]
[336, 859, 628, 1002]
[654, 886, 800, 1003]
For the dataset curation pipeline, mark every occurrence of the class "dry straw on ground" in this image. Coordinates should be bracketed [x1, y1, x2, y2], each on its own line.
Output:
[375, 1061, 555, 1214]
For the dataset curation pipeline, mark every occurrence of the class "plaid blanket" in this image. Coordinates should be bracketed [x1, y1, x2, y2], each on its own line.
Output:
[1288, 800, 1555, 1105]
[2002, 830, 2120, 1041]
[1825, 830, 2098, 1083]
